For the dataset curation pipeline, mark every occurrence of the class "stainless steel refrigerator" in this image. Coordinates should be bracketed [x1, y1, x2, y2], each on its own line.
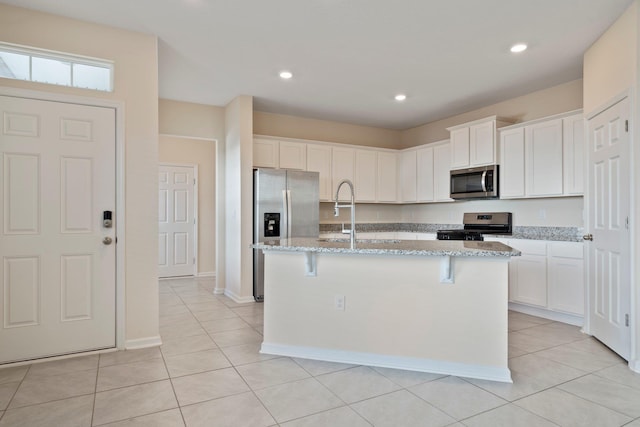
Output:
[253, 169, 319, 301]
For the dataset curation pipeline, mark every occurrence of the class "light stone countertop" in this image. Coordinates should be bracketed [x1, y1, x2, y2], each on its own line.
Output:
[253, 237, 521, 257]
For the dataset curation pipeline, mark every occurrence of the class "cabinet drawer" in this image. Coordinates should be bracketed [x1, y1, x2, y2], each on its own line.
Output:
[508, 239, 547, 256]
[548, 242, 583, 259]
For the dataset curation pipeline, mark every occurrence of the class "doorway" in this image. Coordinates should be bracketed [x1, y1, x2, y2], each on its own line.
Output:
[0, 94, 118, 364]
[159, 163, 197, 277]
[585, 95, 631, 360]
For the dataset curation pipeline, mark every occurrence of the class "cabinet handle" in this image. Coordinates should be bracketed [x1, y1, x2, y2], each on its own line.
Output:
[582, 234, 593, 241]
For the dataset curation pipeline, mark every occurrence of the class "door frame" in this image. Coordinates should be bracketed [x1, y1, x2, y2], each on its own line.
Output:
[158, 162, 199, 277]
[583, 89, 636, 371]
[0, 86, 126, 351]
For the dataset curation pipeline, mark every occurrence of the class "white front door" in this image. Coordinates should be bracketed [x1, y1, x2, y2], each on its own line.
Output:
[158, 164, 196, 277]
[0, 95, 116, 364]
[586, 97, 631, 360]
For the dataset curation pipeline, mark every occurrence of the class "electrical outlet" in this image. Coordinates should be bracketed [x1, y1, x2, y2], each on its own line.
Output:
[334, 294, 345, 311]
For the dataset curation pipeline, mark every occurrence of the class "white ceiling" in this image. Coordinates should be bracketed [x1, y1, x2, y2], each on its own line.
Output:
[2, 0, 633, 129]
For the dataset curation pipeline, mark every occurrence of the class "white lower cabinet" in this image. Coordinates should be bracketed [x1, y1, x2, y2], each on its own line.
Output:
[508, 240, 548, 307]
[547, 242, 584, 315]
[489, 238, 585, 320]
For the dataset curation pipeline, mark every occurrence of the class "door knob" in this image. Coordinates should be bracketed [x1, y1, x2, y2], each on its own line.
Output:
[583, 234, 593, 241]
[103, 236, 113, 245]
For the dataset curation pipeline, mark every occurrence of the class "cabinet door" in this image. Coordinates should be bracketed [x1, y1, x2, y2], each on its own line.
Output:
[279, 141, 306, 170]
[306, 144, 332, 201]
[500, 127, 525, 198]
[355, 150, 377, 202]
[470, 120, 495, 166]
[332, 147, 355, 201]
[400, 150, 417, 203]
[377, 152, 398, 202]
[547, 242, 584, 315]
[563, 114, 585, 195]
[510, 255, 548, 307]
[450, 128, 470, 169]
[525, 119, 563, 197]
[416, 146, 434, 202]
[433, 143, 453, 201]
[253, 138, 279, 168]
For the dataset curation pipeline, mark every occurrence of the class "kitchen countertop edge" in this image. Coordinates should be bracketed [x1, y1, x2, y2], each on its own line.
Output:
[253, 238, 521, 257]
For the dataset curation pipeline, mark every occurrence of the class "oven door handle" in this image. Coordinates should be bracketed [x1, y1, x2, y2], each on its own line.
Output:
[481, 170, 487, 192]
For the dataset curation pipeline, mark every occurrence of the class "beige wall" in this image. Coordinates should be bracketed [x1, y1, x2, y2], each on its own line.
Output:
[159, 98, 225, 140]
[0, 4, 160, 346]
[159, 135, 216, 275]
[224, 95, 254, 302]
[401, 79, 584, 148]
[254, 111, 401, 149]
[583, 2, 637, 115]
[583, 0, 640, 371]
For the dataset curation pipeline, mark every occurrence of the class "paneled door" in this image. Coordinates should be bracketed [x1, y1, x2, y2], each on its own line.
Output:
[158, 164, 196, 277]
[0, 95, 116, 364]
[586, 97, 630, 360]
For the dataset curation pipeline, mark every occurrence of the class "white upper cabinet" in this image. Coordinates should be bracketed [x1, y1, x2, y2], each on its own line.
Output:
[470, 120, 496, 166]
[500, 127, 526, 199]
[253, 138, 279, 168]
[563, 113, 585, 196]
[306, 144, 332, 201]
[450, 127, 470, 169]
[525, 118, 564, 197]
[332, 146, 355, 201]
[416, 146, 434, 202]
[433, 142, 453, 202]
[279, 140, 306, 170]
[377, 152, 398, 202]
[448, 116, 512, 170]
[498, 110, 583, 200]
[400, 150, 417, 203]
[355, 149, 377, 202]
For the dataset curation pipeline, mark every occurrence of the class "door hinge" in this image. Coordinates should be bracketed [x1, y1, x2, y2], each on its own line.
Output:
[193, 257, 196, 265]
[625, 120, 629, 132]
[626, 217, 630, 230]
[625, 314, 630, 327]
[193, 178, 196, 185]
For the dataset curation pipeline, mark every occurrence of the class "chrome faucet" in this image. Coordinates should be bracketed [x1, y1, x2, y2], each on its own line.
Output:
[334, 179, 356, 249]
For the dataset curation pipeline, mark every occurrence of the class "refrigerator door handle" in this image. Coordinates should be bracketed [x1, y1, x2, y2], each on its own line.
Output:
[281, 189, 288, 239]
[286, 190, 292, 239]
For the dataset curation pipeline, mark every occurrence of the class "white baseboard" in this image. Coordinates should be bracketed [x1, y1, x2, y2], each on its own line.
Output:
[223, 289, 255, 304]
[509, 303, 584, 327]
[630, 359, 640, 374]
[197, 271, 216, 278]
[261, 342, 512, 383]
[125, 336, 162, 350]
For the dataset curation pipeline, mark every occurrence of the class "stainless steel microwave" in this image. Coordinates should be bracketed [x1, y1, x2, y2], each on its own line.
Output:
[450, 165, 499, 200]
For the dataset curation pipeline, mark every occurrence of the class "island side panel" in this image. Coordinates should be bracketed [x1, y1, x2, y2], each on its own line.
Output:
[261, 251, 510, 381]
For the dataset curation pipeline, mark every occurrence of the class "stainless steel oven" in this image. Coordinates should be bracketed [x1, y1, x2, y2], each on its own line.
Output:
[450, 165, 499, 200]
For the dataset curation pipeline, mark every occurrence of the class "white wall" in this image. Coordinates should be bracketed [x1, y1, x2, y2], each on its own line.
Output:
[0, 4, 160, 345]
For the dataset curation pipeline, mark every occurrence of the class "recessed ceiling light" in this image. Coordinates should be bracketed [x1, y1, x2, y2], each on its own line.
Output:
[510, 43, 527, 53]
[279, 71, 293, 79]
[395, 94, 407, 101]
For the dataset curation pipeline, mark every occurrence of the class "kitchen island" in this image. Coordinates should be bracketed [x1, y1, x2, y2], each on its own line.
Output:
[253, 238, 520, 382]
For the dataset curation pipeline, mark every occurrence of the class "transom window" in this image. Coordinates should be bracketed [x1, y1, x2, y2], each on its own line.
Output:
[0, 42, 113, 92]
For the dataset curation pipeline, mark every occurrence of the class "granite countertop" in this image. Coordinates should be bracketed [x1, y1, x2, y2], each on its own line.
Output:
[319, 223, 583, 242]
[253, 237, 521, 257]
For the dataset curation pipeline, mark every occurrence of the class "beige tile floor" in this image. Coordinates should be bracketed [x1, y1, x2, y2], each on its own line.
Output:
[1, 276, 639, 426]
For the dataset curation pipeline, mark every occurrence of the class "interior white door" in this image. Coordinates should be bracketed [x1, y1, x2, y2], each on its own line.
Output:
[159, 165, 196, 277]
[586, 97, 631, 360]
[0, 95, 116, 364]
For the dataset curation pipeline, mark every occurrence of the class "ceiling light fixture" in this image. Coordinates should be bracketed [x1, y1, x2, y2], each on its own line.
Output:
[395, 94, 407, 101]
[510, 43, 527, 53]
[279, 70, 293, 79]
